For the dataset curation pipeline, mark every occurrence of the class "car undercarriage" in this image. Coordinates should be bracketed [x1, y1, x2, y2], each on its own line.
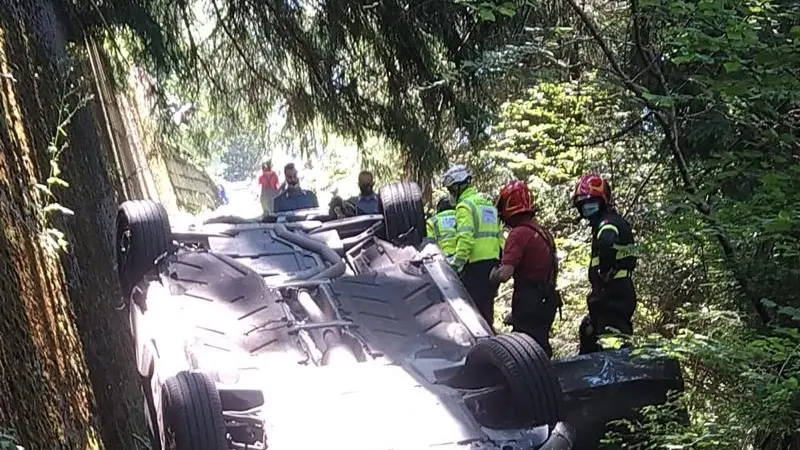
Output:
[116, 182, 683, 450]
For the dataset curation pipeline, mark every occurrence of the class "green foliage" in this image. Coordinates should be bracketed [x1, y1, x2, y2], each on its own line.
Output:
[33, 58, 93, 254]
[74, 0, 189, 78]
[473, 74, 662, 227]
[220, 134, 269, 182]
[161, 0, 510, 179]
[644, 0, 800, 317]
[455, 0, 525, 22]
[546, 3, 800, 447]
[0, 429, 21, 450]
[446, 0, 800, 446]
[604, 310, 800, 449]
[359, 137, 404, 185]
[80, 0, 593, 182]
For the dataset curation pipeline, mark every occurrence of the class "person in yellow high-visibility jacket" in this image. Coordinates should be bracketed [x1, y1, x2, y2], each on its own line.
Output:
[426, 195, 457, 257]
[441, 164, 503, 329]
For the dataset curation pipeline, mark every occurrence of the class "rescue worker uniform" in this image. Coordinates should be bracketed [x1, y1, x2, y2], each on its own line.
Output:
[572, 173, 637, 355]
[494, 180, 560, 357]
[453, 186, 503, 327]
[580, 209, 637, 353]
[426, 208, 457, 257]
[503, 221, 559, 357]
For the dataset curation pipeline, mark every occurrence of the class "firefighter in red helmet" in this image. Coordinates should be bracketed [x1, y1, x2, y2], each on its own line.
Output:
[572, 174, 637, 354]
[490, 180, 561, 357]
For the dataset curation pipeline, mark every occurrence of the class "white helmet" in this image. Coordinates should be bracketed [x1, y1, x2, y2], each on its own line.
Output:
[442, 164, 472, 188]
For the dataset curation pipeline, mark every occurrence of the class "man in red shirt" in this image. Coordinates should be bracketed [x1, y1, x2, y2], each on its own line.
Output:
[258, 160, 280, 214]
[489, 180, 561, 357]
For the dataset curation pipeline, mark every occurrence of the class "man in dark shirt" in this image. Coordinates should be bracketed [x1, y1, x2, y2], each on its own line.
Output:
[348, 170, 381, 215]
[273, 163, 319, 213]
[332, 170, 381, 217]
[490, 180, 560, 357]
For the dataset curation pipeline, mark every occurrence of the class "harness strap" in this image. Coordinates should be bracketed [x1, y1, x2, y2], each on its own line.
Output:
[517, 222, 563, 320]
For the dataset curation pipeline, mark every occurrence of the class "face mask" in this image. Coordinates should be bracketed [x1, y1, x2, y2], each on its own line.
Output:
[580, 202, 601, 218]
[360, 185, 374, 196]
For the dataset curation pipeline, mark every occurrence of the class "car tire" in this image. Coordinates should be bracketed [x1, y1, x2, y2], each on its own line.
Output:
[465, 332, 563, 427]
[379, 181, 425, 246]
[162, 371, 227, 450]
[116, 200, 172, 297]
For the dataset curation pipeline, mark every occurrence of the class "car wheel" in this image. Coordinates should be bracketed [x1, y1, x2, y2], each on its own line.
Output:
[465, 333, 563, 427]
[116, 200, 172, 297]
[162, 371, 227, 450]
[379, 181, 425, 246]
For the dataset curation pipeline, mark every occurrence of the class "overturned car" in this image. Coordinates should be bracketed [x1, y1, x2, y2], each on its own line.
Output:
[116, 181, 683, 450]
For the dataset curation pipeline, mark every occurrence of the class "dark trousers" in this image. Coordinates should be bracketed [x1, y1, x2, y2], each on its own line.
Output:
[579, 278, 637, 355]
[511, 281, 557, 358]
[461, 259, 499, 331]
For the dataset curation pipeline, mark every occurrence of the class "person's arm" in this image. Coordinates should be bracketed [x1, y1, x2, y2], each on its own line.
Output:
[269, 172, 279, 190]
[596, 219, 620, 276]
[497, 224, 506, 261]
[329, 196, 343, 217]
[308, 191, 319, 208]
[491, 265, 514, 283]
[490, 229, 525, 283]
[342, 196, 358, 216]
[452, 202, 475, 271]
[426, 217, 435, 238]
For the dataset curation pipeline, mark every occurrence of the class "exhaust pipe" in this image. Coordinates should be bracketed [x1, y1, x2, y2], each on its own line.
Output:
[297, 290, 328, 323]
[296, 290, 358, 365]
[321, 344, 359, 366]
[274, 224, 345, 280]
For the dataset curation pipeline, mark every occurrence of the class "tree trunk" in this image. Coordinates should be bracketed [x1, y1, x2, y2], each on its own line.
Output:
[0, 1, 146, 448]
[0, 26, 102, 450]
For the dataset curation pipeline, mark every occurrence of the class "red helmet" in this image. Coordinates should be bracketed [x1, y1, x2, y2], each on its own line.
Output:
[572, 173, 612, 206]
[497, 180, 534, 220]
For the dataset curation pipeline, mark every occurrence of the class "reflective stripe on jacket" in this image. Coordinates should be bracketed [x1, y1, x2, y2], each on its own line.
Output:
[589, 210, 637, 287]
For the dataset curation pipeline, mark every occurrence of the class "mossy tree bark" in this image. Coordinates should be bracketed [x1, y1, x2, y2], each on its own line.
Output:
[0, 26, 102, 449]
[0, 1, 146, 448]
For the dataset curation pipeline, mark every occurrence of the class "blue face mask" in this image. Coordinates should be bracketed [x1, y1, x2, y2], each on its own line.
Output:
[580, 202, 601, 218]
